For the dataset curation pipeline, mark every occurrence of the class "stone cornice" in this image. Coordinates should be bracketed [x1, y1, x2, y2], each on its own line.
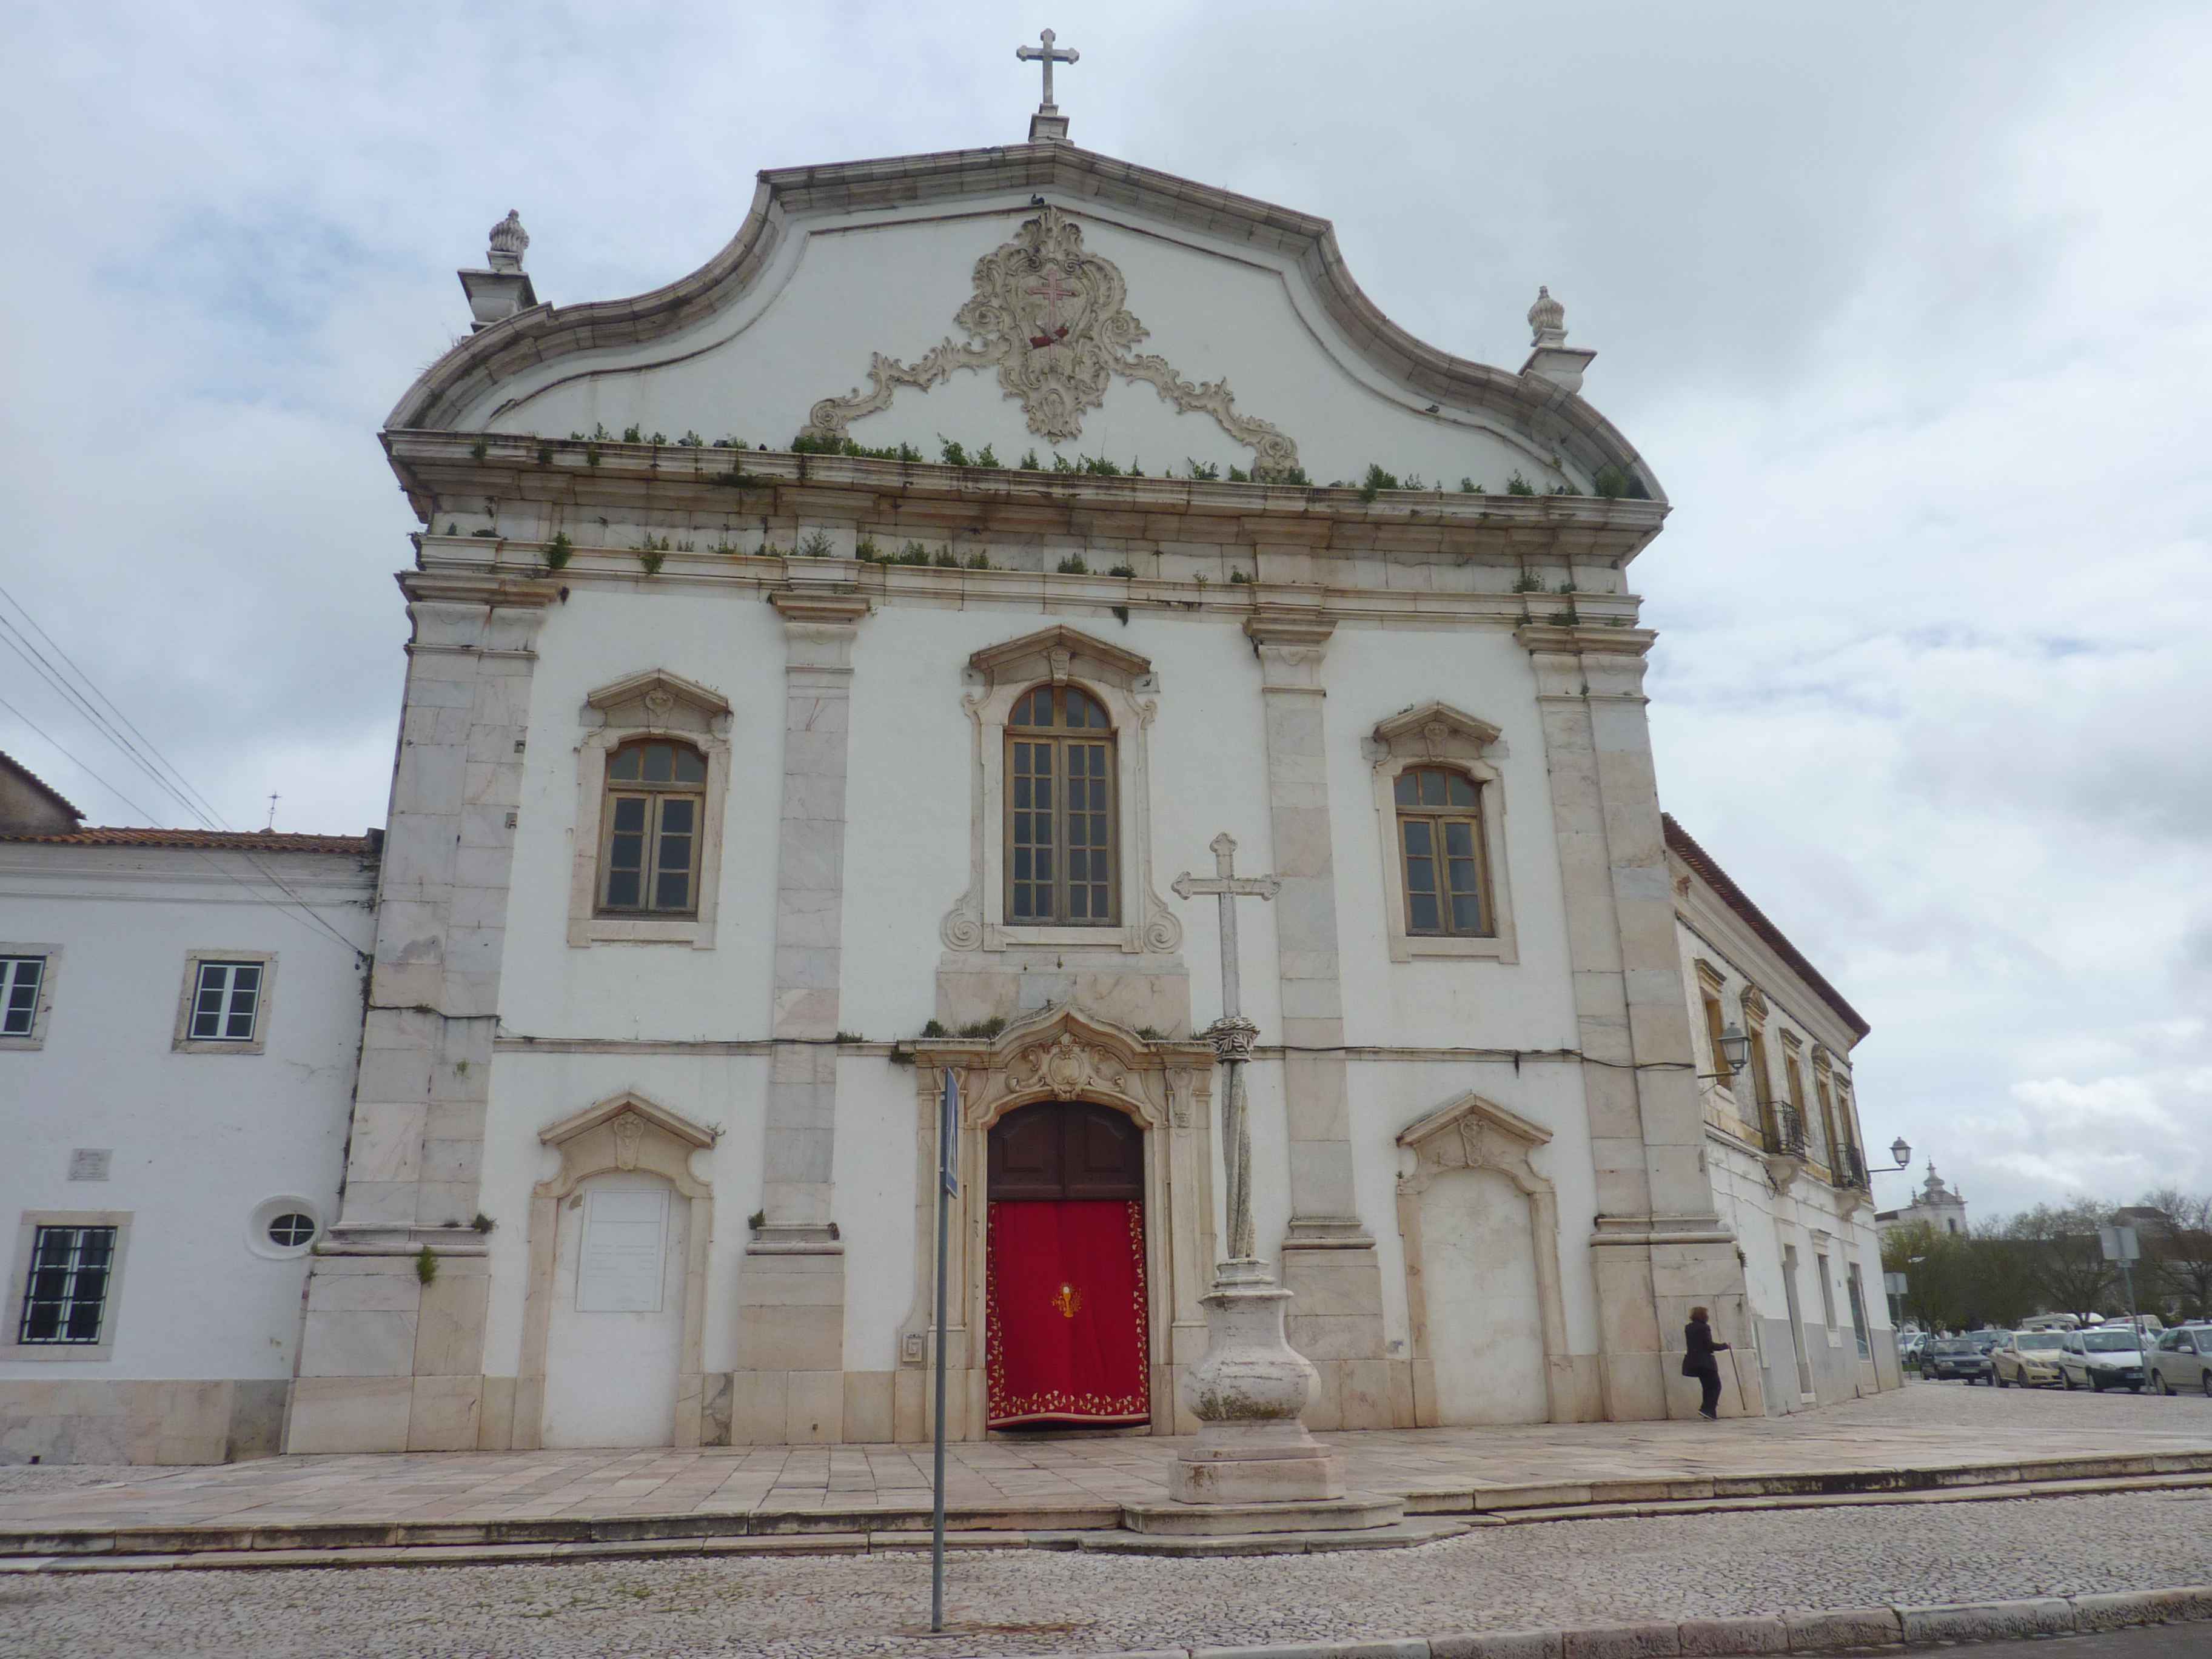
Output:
[411, 545, 1645, 631]
[384, 142, 1663, 502]
[1514, 622, 1658, 657]
[766, 588, 872, 628]
[383, 430, 1668, 564]
[396, 569, 563, 609]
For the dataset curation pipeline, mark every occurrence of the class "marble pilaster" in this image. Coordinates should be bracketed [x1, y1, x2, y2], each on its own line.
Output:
[1517, 623, 1759, 1423]
[732, 587, 870, 1438]
[1242, 610, 1388, 1425]
[289, 571, 557, 1454]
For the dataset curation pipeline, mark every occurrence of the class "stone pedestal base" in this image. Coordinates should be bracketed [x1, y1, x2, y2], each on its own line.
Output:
[1171, 1258, 1369, 1517]
[1170, 1419, 1346, 1504]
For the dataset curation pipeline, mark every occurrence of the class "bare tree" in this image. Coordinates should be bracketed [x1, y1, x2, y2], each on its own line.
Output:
[2002, 1201, 2120, 1320]
[2138, 1190, 2212, 1319]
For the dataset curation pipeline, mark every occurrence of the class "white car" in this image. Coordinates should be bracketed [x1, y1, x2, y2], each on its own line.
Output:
[2058, 1327, 2150, 1392]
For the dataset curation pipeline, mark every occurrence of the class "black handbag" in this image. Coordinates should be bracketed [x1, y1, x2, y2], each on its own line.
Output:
[1681, 1352, 1697, 1377]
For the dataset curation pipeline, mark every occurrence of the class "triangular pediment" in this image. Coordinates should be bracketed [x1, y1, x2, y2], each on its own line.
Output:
[1399, 1091, 1552, 1155]
[540, 1091, 719, 1151]
[967, 625, 1153, 691]
[1372, 700, 1503, 760]
[585, 668, 731, 723]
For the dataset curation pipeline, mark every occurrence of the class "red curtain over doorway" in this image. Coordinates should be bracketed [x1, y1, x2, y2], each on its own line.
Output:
[986, 1198, 1150, 1427]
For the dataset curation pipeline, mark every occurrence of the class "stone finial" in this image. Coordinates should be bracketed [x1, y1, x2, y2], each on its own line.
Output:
[459, 210, 539, 333]
[1520, 284, 1594, 395]
[488, 209, 529, 273]
[1527, 285, 1567, 347]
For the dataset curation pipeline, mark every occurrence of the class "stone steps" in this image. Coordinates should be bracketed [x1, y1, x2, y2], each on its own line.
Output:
[7, 1448, 2211, 1568]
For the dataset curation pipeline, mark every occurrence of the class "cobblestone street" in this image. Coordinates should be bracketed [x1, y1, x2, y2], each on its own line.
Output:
[4, 1486, 2210, 1658]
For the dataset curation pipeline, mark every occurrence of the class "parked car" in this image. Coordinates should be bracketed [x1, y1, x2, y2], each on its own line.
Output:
[1992, 1330, 2067, 1388]
[2058, 1327, 2150, 1392]
[1923, 1337, 1993, 1383]
[2150, 1326, 2212, 1396]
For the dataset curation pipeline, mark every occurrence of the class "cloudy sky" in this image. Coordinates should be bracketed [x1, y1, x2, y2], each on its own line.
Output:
[4, 2, 2207, 1219]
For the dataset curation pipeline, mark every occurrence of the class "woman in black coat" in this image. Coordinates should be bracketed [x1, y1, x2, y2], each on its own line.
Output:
[1684, 1305, 1731, 1420]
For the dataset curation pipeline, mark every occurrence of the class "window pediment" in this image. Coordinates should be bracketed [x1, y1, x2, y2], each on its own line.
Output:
[584, 669, 732, 736]
[966, 625, 1156, 694]
[1398, 1091, 1553, 1201]
[1367, 700, 1503, 765]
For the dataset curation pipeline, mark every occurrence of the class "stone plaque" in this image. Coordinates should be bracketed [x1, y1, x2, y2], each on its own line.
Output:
[575, 1188, 668, 1313]
[67, 1148, 111, 1182]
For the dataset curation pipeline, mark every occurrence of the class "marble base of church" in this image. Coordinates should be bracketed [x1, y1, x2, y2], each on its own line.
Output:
[0, 1378, 291, 1466]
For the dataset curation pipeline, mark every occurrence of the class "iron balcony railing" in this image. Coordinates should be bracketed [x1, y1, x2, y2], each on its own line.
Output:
[1841, 1145, 1870, 1188]
[1763, 1105, 1809, 1159]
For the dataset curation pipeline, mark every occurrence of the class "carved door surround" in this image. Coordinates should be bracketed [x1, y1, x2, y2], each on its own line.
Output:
[900, 1005, 1218, 1438]
[940, 625, 1182, 957]
[568, 669, 735, 949]
[800, 206, 1304, 479]
[517, 1092, 717, 1449]
[1364, 701, 1518, 964]
[1395, 1091, 1573, 1424]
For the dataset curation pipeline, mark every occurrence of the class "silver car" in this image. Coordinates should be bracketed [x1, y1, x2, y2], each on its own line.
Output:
[2058, 1327, 2150, 1392]
[2151, 1326, 2212, 1396]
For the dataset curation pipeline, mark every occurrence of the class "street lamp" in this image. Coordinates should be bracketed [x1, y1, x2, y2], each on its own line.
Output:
[1886, 1136, 1911, 1171]
[1718, 1021, 1753, 1075]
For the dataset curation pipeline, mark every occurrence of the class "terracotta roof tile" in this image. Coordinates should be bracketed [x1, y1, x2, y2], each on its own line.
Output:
[0, 825, 380, 855]
[1663, 813, 1869, 1041]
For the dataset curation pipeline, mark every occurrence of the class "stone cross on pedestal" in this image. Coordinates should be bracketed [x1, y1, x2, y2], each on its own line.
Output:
[1160, 833, 1359, 1521]
[1172, 833, 1278, 1261]
[1015, 28, 1079, 142]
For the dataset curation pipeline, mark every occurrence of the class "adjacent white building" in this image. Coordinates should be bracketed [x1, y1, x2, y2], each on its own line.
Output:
[1666, 816, 1899, 1410]
[0, 756, 378, 1464]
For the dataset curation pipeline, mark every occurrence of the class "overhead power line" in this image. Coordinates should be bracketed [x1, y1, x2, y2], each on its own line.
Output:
[0, 595, 370, 960]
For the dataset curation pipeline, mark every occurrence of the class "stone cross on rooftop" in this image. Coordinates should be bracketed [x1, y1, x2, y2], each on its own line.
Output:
[1016, 28, 1079, 141]
[1016, 27, 1078, 109]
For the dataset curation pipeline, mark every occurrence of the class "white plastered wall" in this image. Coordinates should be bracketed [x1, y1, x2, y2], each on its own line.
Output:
[0, 846, 375, 1384]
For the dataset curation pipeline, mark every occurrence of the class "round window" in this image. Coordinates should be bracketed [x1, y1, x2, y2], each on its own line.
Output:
[267, 1213, 317, 1248]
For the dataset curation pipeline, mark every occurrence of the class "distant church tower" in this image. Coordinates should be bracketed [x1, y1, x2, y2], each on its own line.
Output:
[1877, 1163, 1969, 1238]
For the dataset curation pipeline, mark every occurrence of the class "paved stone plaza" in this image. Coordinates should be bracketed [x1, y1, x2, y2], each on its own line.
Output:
[7, 1384, 2211, 1545]
[2, 1486, 2210, 1657]
[5, 1387, 2212, 1655]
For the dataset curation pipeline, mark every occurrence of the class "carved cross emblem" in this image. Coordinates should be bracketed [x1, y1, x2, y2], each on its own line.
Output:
[1025, 265, 1078, 352]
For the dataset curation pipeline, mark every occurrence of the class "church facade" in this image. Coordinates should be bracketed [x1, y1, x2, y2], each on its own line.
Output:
[288, 135, 1850, 1456]
[2, 126, 1896, 1463]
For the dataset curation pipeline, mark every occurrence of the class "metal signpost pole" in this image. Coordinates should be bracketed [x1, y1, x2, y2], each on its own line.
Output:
[930, 1067, 957, 1634]
[2101, 1224, 2142, 1350]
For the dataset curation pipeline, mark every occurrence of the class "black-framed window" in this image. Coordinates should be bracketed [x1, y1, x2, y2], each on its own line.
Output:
[1, 956, 44, 1037]
[18, 1224, 116, 1346]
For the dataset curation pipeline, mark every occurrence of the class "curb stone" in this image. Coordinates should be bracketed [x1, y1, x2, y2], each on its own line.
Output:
[1893, 1598, 2074, 1644]
[1677, 1617, 1786, 1656]
[994, 1586, 2212, 1659]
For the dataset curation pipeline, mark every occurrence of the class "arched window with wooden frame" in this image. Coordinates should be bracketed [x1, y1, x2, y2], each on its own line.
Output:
[1005, 683, 1117, 927]
[598, 738, 707, 916]
[1393, 766, 1493, 939]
